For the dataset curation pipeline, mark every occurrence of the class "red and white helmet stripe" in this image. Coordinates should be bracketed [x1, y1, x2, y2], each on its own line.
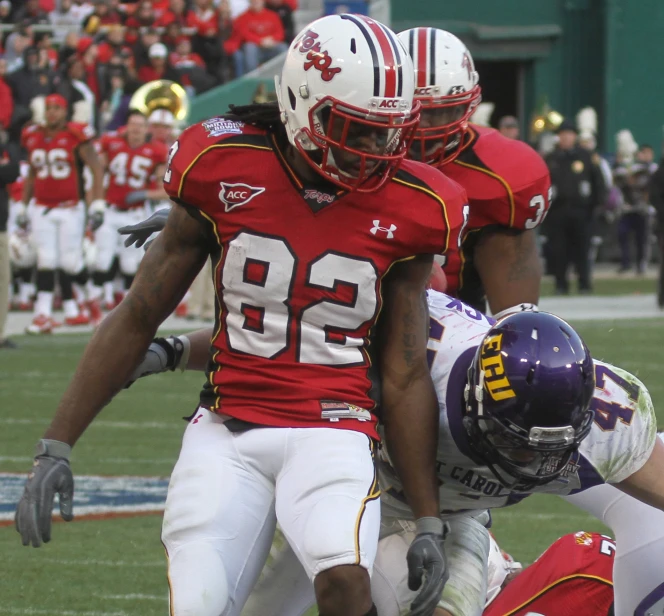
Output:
[340, 14, 405, 99]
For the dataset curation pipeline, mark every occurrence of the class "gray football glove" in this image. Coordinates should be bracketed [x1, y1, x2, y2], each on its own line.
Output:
[88, 210, 104, 231]
[124, 335, 191, 388]
[15, 439, 74, 547]
[119, 208, 169, 249]
[125, 190, 148, 205]
[407, 517, 450, 616]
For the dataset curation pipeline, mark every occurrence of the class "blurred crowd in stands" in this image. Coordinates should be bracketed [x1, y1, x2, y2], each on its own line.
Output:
[0, 0, 296, 137]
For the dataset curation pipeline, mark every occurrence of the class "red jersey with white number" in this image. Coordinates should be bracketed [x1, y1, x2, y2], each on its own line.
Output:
[21, 122, 94, 207]
[99, 133, 168, 209]
[164, 118, 466, 438]
[484, 532, 614, 616]
[442, 125, 551, 310]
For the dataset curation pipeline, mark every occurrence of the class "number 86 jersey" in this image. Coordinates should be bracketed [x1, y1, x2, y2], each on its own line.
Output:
[164, 119, 467, 439]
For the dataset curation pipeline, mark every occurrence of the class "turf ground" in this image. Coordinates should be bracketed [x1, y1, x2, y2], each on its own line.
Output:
[1, 312, 663, 615]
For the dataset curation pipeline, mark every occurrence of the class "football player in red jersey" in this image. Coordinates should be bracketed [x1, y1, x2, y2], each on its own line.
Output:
[398, 28, 551, 318]
[485, 532, 614, 616]
[15, 15, 466, 616]
[20, 94, 105, 333]
[89, 110, 168, 323]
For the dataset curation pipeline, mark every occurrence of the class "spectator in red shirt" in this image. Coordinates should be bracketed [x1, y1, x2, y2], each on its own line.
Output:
[86, 0, 123, 28]
[225, 0, 287, 77]
[137, 41, 179, 82]
[265, 0, 294, 43]
[125, 0, 156, 30]
[78, 36, 100, 101]
[0, 59, 13, 130]
[35, 32, 59, 70]
[186, 0, 224, 73]
[97, 25, 131, 63]
[155, 0, 188, 28]
[13, 0, 49, 25]
[169, 36, 206, 92]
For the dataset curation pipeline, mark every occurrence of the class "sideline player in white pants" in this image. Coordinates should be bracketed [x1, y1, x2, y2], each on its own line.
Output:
[89, 110, 167, 323]
[20, 94, 105, 333]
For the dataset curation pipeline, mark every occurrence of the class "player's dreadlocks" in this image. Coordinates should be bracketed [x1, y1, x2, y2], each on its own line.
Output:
[226, 103, 283, 132]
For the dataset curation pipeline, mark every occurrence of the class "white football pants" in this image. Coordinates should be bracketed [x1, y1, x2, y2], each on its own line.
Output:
[94, 206, 147, 275]
[162, 408, 380, 616]
[30, 202, 85, 273]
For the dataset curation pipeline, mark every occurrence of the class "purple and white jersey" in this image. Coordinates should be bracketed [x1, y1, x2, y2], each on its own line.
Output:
[378, 290, 658, 520]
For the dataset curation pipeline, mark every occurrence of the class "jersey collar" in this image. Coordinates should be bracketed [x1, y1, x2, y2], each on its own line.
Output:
[269, 132, 347, 214]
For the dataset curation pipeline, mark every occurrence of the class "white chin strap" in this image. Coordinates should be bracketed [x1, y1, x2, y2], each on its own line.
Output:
[492, 303, 539, 321]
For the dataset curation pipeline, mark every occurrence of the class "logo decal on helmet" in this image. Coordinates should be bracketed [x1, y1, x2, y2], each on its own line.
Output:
[218, 182, 265, 212]
[299, 29, 342, 82]
[479, 333, 516, 401]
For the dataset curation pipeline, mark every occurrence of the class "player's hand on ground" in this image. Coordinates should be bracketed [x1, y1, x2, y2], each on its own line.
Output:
[124, 336, 191, 388]
[407, 517, 450, 616]
[118, 208, 169, 249]
[15, 440, 74, 547]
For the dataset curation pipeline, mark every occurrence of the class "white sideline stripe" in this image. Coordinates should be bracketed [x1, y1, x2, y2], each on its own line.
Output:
[0, 418, 181, 430]
[95, 594, 167, 602]
[39, 558, 164, 567]
[0, 609, 129, 616]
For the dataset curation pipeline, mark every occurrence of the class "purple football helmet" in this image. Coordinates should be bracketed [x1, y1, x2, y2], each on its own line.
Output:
[463, 311, 595, 490]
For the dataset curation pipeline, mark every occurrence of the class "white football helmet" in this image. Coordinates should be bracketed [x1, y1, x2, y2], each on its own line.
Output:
[9, 231, 37, 269]
[276, 14, 419, 192]
[485, 533, 522, 606]
[397, 28, 481, 166]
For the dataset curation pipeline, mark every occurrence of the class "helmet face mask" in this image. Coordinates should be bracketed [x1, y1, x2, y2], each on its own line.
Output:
[293, 96, 420, 192]
[277, 15, 419, 193]
[408, 88, 481, 166]
[398, 27, 482, 167]
[463, 312, 596, 491]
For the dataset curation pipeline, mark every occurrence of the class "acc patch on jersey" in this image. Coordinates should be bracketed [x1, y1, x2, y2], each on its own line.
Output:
[202, 118, 244, 137]
[219, 181, 265, 212]
[0, 473, 168, 524]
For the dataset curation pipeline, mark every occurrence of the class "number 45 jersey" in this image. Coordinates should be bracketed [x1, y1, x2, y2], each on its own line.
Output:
[379, 290, 658, 519]
[98, 132, 168, 209]
[164, 119, 467, 439]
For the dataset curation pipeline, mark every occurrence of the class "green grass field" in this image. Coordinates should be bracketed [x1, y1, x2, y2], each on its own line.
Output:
[1, 317, 663, 615]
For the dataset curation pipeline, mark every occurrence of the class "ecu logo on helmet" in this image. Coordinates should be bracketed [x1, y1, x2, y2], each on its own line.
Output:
[479, 334, 516, 401]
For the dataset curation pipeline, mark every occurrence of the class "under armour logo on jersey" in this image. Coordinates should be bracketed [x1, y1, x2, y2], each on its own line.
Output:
[370, 220, 397, 239]
[218, 182, 265, 212]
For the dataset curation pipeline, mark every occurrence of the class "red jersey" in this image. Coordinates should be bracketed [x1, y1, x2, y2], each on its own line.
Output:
[22, 122, 94, 208]
[99, 133, 168, 209]
[485, 532, 614, 616]
[164, 119, 466, 439]
[442, 125, 551, 310]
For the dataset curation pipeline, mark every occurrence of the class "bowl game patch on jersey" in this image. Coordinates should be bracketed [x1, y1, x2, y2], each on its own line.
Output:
[0, 473, 168, 526]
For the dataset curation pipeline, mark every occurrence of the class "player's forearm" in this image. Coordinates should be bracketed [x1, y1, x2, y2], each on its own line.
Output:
[147, 186, 168, 201]
[22, 175, 34, 205]
[89, 164, 105, 203]
[183, 328, 214, 370]
[382, 370, 441, 519]
[43, 302, 160, 446]
[475, 229, 541, 314]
